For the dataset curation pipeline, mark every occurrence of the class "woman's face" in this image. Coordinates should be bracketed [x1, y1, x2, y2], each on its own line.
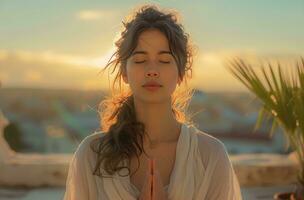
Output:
[123, 28, 181, 104]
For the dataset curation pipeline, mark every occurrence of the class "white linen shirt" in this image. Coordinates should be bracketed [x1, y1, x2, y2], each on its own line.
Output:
[63, 123, 242, 200]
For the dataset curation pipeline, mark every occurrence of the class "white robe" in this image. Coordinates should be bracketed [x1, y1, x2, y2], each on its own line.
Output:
[63, 123, 242, 200]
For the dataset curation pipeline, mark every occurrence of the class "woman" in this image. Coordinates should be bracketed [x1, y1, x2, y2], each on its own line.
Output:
[64, 4, 242, 200]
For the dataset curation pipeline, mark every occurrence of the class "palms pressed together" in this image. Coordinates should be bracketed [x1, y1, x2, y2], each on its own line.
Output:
[138, 158, 169, 200]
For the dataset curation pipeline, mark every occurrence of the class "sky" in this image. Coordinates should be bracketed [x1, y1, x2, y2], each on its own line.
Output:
[0, 0, 303, 92]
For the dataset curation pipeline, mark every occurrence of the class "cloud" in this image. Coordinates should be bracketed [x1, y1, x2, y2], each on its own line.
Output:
[190, 52, 242, 92]
[0, 50, 9, 60]
[0, 49, 115, 68]
[0, 49, 117, 90]
[24, 70, 43, 83]
[190, 50, 303, 92]
[76, 9, 119, 21]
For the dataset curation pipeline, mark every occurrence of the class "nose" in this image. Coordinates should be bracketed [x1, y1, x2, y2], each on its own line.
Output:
[145, 66, 159, 78]
[145, 71, 159, 78]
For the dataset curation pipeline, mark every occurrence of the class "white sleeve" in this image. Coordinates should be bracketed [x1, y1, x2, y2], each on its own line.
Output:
[63, 147, 89, 200]
[204, 141, 243, 200]
[63, 136, 99, 200]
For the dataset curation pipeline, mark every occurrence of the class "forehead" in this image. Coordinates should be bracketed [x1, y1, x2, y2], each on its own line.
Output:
[135, 29, 170, 51]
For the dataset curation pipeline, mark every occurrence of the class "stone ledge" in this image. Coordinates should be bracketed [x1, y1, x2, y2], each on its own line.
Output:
[0, 153, 71, 187]
[231, 152, 300, 187]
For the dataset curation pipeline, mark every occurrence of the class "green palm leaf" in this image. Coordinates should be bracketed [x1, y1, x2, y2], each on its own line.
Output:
[226, 57, 304, 186]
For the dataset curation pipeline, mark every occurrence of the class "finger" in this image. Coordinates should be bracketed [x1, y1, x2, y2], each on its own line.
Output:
[152, 169, 158, 200]
[150, 157, 154, 175]
[151, 158, 155, 199]
[138, 174, 152, 200]
[138, 161, 153, 200]
[151, 171, 154, 200]
[153, 169, 167, 200]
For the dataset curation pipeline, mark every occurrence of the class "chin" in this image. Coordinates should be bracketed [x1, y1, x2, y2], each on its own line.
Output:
[134, 94, 171, 104]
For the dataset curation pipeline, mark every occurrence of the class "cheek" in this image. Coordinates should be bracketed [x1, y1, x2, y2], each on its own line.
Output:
[126, 65, 144, 84]
[165, 65, 179, 83]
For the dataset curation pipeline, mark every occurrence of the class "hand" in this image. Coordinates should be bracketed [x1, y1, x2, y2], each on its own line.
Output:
[138, 157, 168, 200]
[151, 159, 168, 200]
[137, 158, 152, 200]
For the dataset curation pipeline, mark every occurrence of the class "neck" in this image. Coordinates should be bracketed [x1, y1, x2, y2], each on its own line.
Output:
[133, 97, 181, 146]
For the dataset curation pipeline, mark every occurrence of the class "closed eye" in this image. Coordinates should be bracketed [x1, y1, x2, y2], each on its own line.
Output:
[134, 60, 146, 64]
[160, 61, 171, 64]
[134, 60, 171, 64]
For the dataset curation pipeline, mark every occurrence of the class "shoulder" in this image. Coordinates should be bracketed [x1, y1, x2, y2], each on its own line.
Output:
[189, 124, 227, 153]
[189, 125, 229, 165]
[73, 131, 106, 161]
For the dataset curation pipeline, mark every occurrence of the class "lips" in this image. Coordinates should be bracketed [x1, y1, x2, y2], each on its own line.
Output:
[142, 81, 162, 87]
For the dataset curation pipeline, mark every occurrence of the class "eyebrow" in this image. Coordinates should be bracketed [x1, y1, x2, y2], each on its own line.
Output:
[131, 50, 172, 56]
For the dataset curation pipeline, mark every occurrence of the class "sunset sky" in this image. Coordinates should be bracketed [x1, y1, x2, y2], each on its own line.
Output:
[0, 0, 303, 92]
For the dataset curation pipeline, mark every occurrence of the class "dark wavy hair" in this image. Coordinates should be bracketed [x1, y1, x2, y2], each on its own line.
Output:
[90, 4, 195, 178]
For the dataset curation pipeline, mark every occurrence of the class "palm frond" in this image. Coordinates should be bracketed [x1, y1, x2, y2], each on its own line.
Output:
[226, 57, 304, 185]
